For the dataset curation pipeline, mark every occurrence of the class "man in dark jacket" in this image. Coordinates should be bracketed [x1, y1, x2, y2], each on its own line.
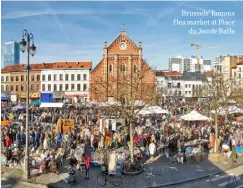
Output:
[34, 130, 40, 150]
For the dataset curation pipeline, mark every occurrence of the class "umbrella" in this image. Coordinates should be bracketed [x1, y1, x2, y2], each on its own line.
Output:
[13, 104, 26, 110]
[1, 120, 12, 126]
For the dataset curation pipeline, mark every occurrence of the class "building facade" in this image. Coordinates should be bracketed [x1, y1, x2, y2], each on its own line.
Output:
[3, 41, 20, 67]
[1, 64, 41, 103]
[155, 71, 208, 102]
[40, 62, 91, 104]
[232, 59, 243, 88]
[90, 29, 156, 102]
[169, 56, 212, 73]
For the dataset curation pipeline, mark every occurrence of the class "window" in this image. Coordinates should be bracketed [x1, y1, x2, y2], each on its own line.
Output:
[189, 84, 191, 88]
[36, 84, 40, 91]
[179, 91, 181, 96]
[120, 64, 125, 72]
[168, 83, 171, 88]
[16, 85, 18, 92]
[109, 65, 112, 72]
[21, 75, 24, 81]
[177, 83, 180, 88]
[185, 84, 188, 88]
[54, 84, 57, 91]
[77, 84, 81, 91]
[42, 84, 45, 91]
[54, 74, 57, 81]
[83, 74, 87, 81]
[48, 84, 51, 91]
[83, 84, 87, 91]
[77, 74, 81, 81]
[16, 76, 19, 81]
[20, 85, 24, 91]
[133, 65, 137, 73]
[1, 85, 4, 91]
[42, 75, 45, 81]
[37, 75, 40, 81]
[48, 74, 51, 81]
[31, 84, 34, 91]
[6, 85, 9, 92]
[1, 76, 4, 82]
[31, 75, 34, 81]
[60, 74, 63, 81]
[71, 84, 75, 90]
[65, 74, 69, 81]
[65, 84, 69, 90]
[6, 76, 9, 82]
[10, 85, 14, 91]
[189, 91, 191, 94]
[71, 74, 75, 81]
[60, 84, 63, 91]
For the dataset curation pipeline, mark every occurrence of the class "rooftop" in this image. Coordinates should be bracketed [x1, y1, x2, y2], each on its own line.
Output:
[182, 71, 208, 81]
[1, 61, 92, 73]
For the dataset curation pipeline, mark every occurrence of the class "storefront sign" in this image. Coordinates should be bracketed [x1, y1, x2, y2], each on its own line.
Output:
[53, 91, 64, 98]
[65, 94, 87, 98]
[10, 95, 17, 102]
[20, 92, 40, 98]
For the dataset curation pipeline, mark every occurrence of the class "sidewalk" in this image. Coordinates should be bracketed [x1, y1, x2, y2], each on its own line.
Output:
[2, 155, 243, 188]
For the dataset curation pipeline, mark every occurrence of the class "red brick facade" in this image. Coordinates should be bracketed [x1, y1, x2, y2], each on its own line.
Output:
[90, 30, 156, 102]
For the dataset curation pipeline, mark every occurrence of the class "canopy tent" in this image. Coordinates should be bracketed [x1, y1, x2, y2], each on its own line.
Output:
[90, 100, 98, 105]
[134, 100, 145, 107]
[181, 110, 211, 121]
[211, 106, 243, 116]
[13, 104, 25, 110]
[40, 102, 64, 108]
[1, 120, 12, 126]
[137, 106, 168, 115]
[1, 94, 8, 101]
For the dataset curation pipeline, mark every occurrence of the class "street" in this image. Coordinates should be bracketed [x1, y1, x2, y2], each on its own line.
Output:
[167, 165, 243, 188]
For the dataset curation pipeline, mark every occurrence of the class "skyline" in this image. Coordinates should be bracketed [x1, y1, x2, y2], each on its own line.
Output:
[2, 1, 243, 69]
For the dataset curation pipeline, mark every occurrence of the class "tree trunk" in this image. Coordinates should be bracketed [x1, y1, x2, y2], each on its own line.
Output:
[214, 112, 218, 153]
[129, 120, 134, 162]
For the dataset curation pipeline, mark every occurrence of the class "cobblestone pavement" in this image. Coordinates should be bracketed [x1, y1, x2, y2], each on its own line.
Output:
[2, 156, 243, 188]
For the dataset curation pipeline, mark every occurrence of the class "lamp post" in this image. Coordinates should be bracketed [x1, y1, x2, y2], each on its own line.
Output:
[19, 29, 36, 179]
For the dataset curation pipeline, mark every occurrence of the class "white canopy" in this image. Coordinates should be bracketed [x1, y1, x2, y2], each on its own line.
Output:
[211, 106, 243, 115]
[138, 106, 168, 115]
[134, 100, 145, 106]
[181, 110, 211, 121]
[40, 102, 64, 108]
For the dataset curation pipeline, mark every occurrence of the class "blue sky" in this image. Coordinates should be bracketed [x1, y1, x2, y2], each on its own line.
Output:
[2, 1, 243, 69]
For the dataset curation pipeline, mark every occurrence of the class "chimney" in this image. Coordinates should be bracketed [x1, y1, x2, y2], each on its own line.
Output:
[138, 42, 142, 48]
[104, 41, 108, 48]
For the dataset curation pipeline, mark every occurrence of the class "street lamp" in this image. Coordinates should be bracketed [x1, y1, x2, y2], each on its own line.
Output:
[19, 29, 36, 179]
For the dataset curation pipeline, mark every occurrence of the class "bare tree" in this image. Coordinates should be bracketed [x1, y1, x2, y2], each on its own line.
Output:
[90, 62, 156, 161]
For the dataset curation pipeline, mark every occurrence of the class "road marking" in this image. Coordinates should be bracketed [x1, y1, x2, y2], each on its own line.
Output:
[234, 184, 243, 188]
[218, 176, 241, 187]
[206, 174, 234, 182]
[2, 184, 12, 188]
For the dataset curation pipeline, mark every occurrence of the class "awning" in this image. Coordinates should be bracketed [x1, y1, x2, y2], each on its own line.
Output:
[1, 94, 8, 101]
[40, 102, 64, 108]
[31, 101, 41, 106]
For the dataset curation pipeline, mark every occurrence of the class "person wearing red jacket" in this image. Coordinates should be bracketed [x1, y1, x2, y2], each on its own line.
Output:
[84, 154, 90, 180]
[6, 136, 12, 148]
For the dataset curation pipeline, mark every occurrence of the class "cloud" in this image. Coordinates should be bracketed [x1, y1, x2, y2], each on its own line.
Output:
[2, 8, 147, 20]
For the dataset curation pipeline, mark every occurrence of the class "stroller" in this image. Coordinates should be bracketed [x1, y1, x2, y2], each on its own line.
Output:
[68, 168, 76, 186]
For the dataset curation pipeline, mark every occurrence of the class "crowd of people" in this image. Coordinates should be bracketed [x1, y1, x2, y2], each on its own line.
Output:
[1, 101, 243, 180]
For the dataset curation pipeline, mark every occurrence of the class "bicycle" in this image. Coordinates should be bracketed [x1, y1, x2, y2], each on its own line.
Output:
[123, 157, 143, 172]
[97, 171, 122, 186]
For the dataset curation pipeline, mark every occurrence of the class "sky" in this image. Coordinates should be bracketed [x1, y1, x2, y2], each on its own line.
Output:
[1, 1, 243, 69]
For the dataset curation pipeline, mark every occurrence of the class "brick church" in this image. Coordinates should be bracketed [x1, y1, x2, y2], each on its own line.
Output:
[90, 29, 156, 102]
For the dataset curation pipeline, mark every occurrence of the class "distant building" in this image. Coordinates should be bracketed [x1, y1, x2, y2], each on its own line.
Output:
[232, 58, 243, 88]
[169, 55, 212, 73]
[3, 41, 20, 67]
[155, 71, 209, 102]
[213, 55, 243, 80]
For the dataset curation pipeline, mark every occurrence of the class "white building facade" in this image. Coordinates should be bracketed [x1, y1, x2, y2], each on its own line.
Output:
[41, 68, 90, 103]
[156, 71, 209, 101]
[232, 60, 243, 88]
